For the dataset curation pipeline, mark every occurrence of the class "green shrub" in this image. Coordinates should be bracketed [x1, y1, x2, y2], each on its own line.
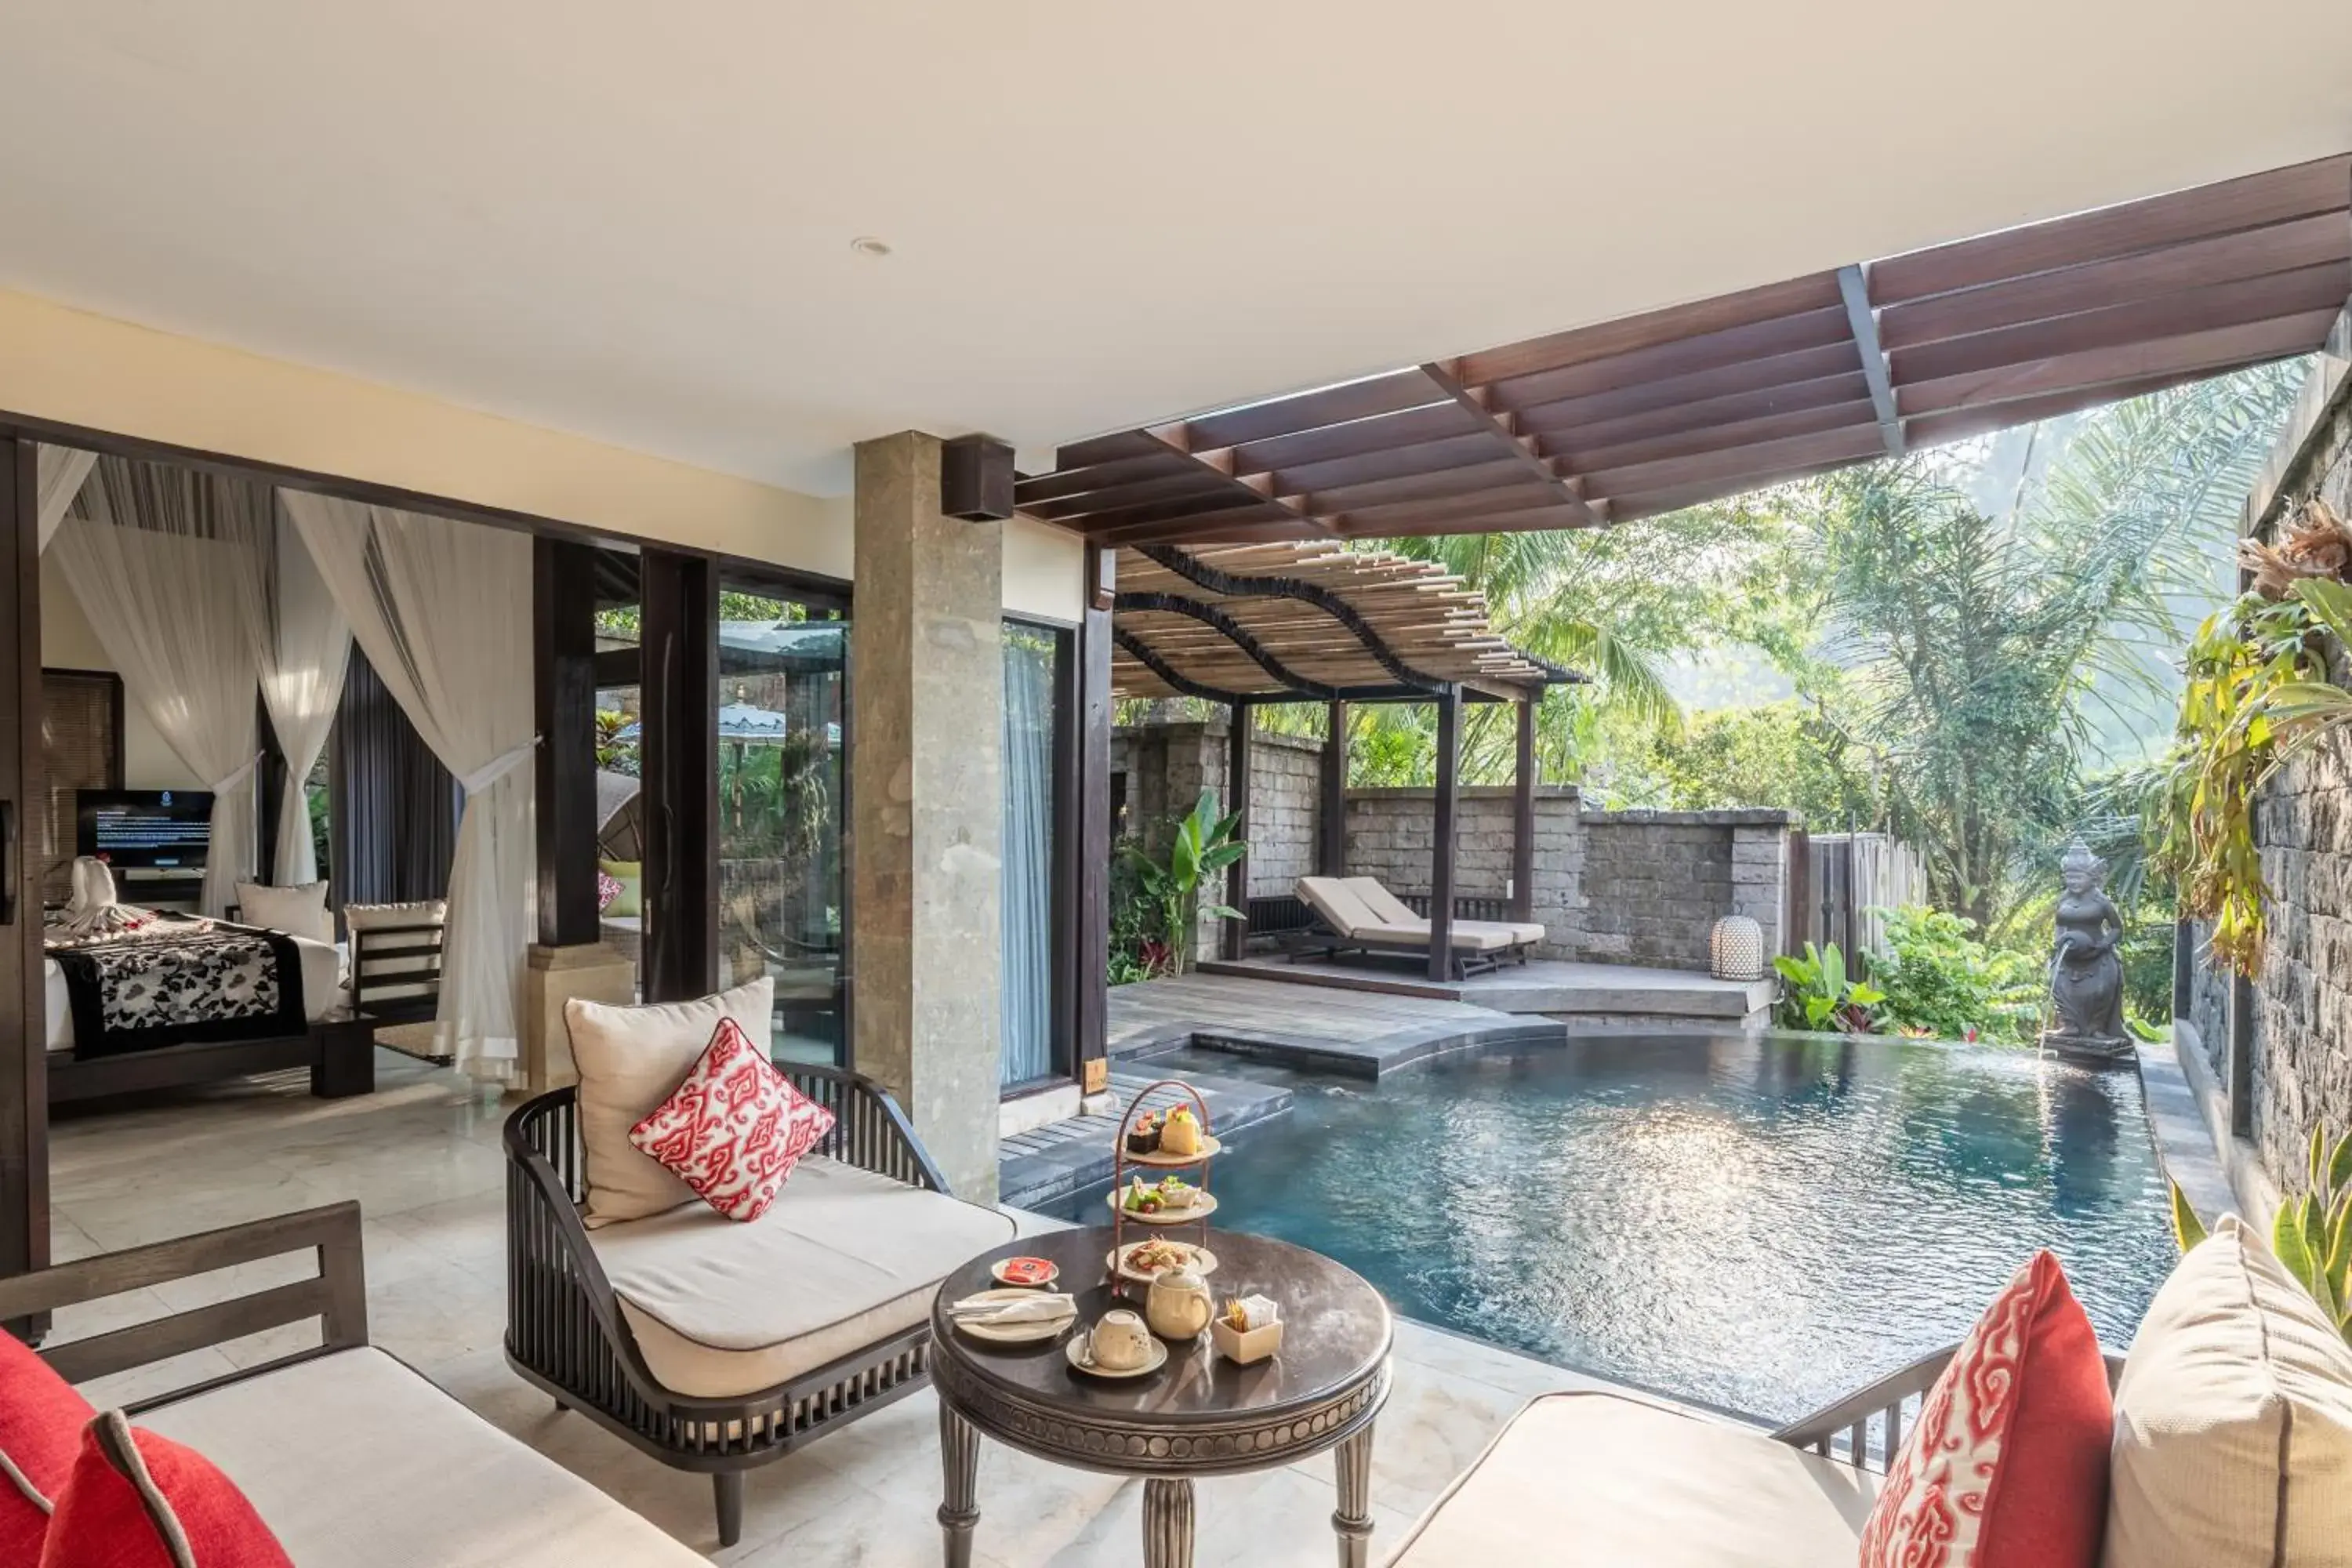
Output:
[1867, 906, 2042, 1044]
[1771, 942, 1885, 1033]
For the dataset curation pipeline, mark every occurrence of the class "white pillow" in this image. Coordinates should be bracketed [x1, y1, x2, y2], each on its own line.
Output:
[2104, 1213, 2352, 1568]
[234, 881, 333, 947]
[343, 899, 449, 932]
[564, 977, 775, 1228]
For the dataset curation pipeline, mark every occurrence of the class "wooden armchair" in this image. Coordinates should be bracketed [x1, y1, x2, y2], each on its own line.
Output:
[503, 1062, 972, 1547]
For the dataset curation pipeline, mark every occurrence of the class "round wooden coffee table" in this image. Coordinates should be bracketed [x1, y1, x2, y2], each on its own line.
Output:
[929, 1226, 1392, 1568]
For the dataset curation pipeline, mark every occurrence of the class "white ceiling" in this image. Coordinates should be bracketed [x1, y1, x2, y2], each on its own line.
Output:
[3, 2, 2348, 496]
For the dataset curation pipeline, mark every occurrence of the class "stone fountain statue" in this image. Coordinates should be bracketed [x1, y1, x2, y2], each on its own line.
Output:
[2042, 841, 2132, 1065]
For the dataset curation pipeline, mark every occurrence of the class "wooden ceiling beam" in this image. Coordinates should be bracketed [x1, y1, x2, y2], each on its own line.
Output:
[1888, 263, 2351, 388]
[1172, 369, 1445, 452]
[1319, 478, 1565, 531]
[1229, 402, 1483, 476]
[1341, 502, 1599, 539]
[1414, 360, 1595, 524]
[1020, 466, 1259, 522]
[1877, 210, 2352, 350]
[1483, 305, 1857, 414]
[1837, 264, 1904, 457]
[1903, 367, 2266, 449]
[1455, 271, 1846, 386]
[1579, 423, 1889, 502]
[1896, 307, 2341, 418]
[1602, 459, 1868, 523]
[1265, 431, 1512, 497]
[1555, 397, 1880, 477]
[1530, 369, 1873, 455]
[1869, 153, 2352, 305]
[1295, 457, 1554, 515]
[1510, 341, 1864, 438]
[1012, 450, 1199, 506]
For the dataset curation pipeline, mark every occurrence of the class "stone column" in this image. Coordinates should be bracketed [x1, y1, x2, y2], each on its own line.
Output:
[851, 431, 1003, 1202]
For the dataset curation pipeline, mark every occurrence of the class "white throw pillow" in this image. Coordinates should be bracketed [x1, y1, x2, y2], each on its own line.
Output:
[234, 880, 333, 947]
[343, 899, 449, 932]
[2103, 1213, 2352, 1568]
[564, 978, 775, 1228]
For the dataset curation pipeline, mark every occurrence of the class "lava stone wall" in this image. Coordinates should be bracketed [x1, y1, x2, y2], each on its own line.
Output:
[2187, 350, 2352, 1193]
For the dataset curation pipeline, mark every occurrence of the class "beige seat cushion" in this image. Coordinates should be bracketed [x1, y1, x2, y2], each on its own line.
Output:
[566, 977, 775, 1226]
[1356, 920, 1518, 953]
[342, 898, 448, 931]
[590, 1156, 1017, 1397]
[2104, 1213, 2352, 1568]
[1342, 877, 1422, 927]
[1388, 1391, 1877, 1567]
[1298, 876, 1375, 938]
[140, 1348, 702, 1568]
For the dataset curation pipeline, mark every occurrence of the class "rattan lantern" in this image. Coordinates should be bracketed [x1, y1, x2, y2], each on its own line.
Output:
[1709, 915, 1766, 982]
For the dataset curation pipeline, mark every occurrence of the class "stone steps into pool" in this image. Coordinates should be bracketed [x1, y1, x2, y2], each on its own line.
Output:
[997, 1066, 1292, 1210]
[1108, 968, 1570, 1078]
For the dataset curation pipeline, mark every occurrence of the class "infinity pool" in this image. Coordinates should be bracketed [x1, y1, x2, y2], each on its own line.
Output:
[1047, 1033, 2174, 1422]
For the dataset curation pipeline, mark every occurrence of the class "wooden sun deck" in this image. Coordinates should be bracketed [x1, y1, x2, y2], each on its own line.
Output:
[1195, 953, 1774, 1019]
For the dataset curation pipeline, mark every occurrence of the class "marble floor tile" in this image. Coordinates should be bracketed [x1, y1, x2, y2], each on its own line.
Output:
[42, 1049, 1632, 1564]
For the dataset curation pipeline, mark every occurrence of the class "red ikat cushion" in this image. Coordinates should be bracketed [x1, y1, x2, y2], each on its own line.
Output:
[1858, 1248, 2113, 1568]
[627, 1018, 835, 1221]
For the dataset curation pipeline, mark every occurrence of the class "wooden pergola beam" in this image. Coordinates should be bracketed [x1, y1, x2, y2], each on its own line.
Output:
[1417, 361, 1595, 524]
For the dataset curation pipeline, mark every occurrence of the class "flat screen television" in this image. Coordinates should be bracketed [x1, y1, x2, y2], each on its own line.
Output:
[75, 789, 215, 871]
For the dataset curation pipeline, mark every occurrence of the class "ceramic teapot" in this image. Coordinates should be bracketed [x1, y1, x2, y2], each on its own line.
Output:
[1145, 1264, 1214, 1340]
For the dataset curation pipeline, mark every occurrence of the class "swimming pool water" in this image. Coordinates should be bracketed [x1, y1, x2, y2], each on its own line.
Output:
[1048, 1033, 2175, 1422]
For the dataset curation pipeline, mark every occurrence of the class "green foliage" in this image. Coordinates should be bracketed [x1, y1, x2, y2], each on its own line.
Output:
[1627, 702, 1879, 826]
[1116, 790, 1247, 977]
[2264, 1126, 2352, 1345]
[1864, 906, 2042, 1044]
[718, 732, 829, 870]
[2170, 1183, 2207, 1252]
[1771, 942, 1886, 1033]
[595, 708, 640, 775]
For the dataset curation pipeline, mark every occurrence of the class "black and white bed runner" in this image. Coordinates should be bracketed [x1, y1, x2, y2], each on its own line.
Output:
[46, 916, 307, 1061]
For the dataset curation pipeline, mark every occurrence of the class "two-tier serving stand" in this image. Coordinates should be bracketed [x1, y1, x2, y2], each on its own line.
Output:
[1105, 1079, 1222, 1291]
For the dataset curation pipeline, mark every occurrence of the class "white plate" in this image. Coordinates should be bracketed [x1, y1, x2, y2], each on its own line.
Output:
[951, 1288, 1076, 1345]
[1127, 1134, 1223, 1167]
[991, 1257, 1061, 1287]
[1107, 1189, 1220, 1225]
[1066, 1334, 1170, 1379]
[1105, 1240, 1220, 1286]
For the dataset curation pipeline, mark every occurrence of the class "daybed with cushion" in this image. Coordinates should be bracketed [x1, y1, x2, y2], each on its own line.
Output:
[0, 1202, 704, 1566]
[1388, 1216, 2352, 1567]
[1294, 875, 1544, 979]
[506, 979, 1016, 1547]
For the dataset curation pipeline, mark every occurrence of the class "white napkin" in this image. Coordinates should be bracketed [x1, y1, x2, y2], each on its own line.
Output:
[949, 1294, 1077, 1326]
[1237, 1294, 1280, 1330]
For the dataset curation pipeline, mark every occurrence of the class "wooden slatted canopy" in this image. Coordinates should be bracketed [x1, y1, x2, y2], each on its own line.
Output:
[1110, 541, 1568, 704]
[1024, 154, 2352, 546]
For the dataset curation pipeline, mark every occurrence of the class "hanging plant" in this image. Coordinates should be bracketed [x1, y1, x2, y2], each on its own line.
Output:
[2154, 499, 2352, 975]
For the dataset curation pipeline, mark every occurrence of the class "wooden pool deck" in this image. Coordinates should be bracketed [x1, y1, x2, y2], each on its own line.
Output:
[1195, 953, 1774, 1022]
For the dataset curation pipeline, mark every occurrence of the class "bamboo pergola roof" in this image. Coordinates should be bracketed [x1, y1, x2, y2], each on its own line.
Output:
[1110, 541, 1570, 705]
[1024, 154, 2352, 546]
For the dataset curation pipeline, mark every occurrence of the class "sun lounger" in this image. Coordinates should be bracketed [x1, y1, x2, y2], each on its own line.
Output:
[1293, 875, 1543, 979]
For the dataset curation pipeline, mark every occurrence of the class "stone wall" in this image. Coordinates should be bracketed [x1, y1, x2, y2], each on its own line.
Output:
[1112, 716, 1798, 973]
[2181, 338, 2352, 1197]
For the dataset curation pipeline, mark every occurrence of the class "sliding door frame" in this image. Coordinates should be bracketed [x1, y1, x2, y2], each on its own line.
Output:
[1003, 612, 1080, 1098]
[1, 437, 49, 1305]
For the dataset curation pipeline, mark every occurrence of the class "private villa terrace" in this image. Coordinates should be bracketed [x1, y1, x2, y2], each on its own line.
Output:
[4, 10, 2352, 1567]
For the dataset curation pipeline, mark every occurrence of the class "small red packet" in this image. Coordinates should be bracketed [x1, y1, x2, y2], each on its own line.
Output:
[996, 1256, 1054, 1287]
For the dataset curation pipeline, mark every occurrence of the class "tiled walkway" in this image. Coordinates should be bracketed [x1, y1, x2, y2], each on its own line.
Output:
[46, 1053, 1615, 1566]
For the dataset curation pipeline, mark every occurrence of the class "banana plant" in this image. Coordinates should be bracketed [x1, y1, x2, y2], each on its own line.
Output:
[1119, 789, 1247, 977]
[2173, 1124, 2352, 1347]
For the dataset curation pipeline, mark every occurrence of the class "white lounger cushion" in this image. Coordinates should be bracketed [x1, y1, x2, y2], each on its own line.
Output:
[1299, 877, 1542, 951]
[1388, 1391, 1877, 1567]
[590, 1156, 1017, 1397]
[1341, 877, 1423, 927]
[1298, 876, 1377, 938]
[140, 1347, 703, 1567]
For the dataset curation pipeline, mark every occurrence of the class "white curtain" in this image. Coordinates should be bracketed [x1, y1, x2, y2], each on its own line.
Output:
[284, 493, 535, 1080]
[49, 459, 267, 916]
[1000, 627, 1055, 1086]
[241, 510, 351, 885]
[35, 445, 97, 551]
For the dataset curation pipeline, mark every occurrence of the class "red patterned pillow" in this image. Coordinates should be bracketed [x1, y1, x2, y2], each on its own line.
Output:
[0, 1330, 95, 1560]
[38, 1410, 292, 1567]
[628, 1018, 835, 1221]
[1859, 1250, 2113, 1568]
[596, 869, 622, 912]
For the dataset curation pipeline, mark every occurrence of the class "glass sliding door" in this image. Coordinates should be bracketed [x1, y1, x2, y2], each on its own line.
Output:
[717, 581, 848, 1065]
[1000, 621, 1065, 1089]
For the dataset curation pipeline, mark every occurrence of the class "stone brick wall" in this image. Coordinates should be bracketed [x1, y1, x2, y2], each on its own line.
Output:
[2184, 348, 2352, 1196]
[1578, 809, 1793, 969]
[1341, 789, 1582, 953]
[1110, 717, 1323, 954]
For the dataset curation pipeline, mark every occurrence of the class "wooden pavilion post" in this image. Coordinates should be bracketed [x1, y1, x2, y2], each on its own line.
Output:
[1512, 698, 1536, 923]
[1319, 699, 1348, 876]
[1223, 699, 1252, 961]
[0, 437, 47, 1309]
[1429, 688, 1460, 982]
